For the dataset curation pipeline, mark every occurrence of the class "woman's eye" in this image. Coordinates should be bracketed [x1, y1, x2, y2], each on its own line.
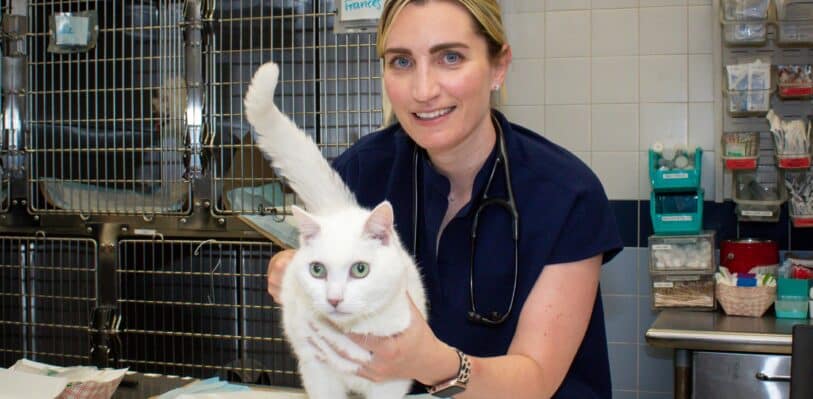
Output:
[390, 56, 412, 69]
[350, 262, 370, 278]
[442, 52, 462, 65]
[309, 262, 327, 279]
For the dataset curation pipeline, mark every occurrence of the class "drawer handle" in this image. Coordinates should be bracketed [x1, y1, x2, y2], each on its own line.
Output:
[755, 372, 791, 382]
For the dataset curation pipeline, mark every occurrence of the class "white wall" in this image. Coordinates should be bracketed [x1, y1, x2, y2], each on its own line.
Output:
[499, 0, 717, 201]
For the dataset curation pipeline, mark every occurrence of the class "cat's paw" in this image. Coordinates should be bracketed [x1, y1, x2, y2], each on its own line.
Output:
[244, 62, 280, 124]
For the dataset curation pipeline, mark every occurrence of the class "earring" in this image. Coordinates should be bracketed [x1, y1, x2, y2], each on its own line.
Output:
[492, 84, 501, 91]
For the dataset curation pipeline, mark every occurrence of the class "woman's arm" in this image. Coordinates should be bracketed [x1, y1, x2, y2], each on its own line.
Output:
[349, 254, 602, 399]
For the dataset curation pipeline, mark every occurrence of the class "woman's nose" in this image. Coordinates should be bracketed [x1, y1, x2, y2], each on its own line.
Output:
[412, 65, 440, 102]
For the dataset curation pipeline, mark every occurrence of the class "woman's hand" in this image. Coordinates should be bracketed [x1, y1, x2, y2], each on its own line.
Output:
[267, 249, 296, 303]
[348, 298, 458, 385]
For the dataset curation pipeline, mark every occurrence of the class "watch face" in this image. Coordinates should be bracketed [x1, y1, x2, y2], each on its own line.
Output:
[431, 384, 466, 397]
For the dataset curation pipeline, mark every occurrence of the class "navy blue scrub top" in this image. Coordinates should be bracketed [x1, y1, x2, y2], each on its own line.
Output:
[331, 111, 623, 398]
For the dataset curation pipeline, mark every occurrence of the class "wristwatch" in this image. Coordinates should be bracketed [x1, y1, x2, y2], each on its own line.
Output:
[426, 348, 471, 397]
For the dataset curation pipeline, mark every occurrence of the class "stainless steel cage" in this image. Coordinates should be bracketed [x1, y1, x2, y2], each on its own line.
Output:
[116, 239, 298, 386]
[27, 0, 191, 216]
[209, 0, 382, 215]
[0, 236, 97, 368]
[1, 0, 385, 391]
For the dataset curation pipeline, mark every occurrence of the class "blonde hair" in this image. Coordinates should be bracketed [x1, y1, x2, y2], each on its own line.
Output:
[376, 0, 507, 126]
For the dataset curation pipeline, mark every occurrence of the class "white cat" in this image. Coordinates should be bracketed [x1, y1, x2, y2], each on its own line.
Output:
[243, 62, 428, 399]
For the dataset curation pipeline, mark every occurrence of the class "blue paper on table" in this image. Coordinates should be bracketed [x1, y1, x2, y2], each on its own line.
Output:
[158, 377, 251, 399]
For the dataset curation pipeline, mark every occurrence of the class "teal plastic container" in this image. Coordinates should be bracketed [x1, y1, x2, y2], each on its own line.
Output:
[776, 278, 810, 319]
[650, 190, 704, 235]
[649, 147, 703, 192]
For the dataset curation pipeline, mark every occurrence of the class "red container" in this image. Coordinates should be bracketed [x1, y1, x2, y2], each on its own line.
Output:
[721, 239, 779, 275]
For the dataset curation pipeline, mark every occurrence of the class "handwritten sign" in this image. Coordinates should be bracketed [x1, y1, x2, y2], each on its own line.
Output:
[340, 0, 384, 22]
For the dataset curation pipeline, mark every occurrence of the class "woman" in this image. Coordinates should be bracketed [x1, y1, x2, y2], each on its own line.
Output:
[267, 1, 622, 397]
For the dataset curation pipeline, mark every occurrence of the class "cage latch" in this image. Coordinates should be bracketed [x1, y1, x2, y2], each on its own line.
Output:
[89, 306, 122, 368]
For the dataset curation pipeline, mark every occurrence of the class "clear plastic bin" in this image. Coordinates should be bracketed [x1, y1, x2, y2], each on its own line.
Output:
[786, 170, 813, 227]
[776, 0, 813, 20]
[649, 231, 716, 275]
[725, 89, 771, 116]
[723, 0, 771, 21]
[723, 21, 768, 45]
[652, 275, 716, 310]
[733, 169, 787, 222]
[777, 20, 813, 46]
[722, 132, 759, 170]
[650, 190, 704, 235]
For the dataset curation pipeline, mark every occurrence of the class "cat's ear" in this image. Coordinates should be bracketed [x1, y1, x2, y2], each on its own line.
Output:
[292, 205, 321, 245]
[364, 201, 394, 246]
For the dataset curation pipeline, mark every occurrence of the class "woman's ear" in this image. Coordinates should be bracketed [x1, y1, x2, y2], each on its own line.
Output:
[491, 44, 512, 90]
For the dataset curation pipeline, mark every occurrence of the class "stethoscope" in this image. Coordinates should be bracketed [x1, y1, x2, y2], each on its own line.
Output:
[411, 116, 519, 326]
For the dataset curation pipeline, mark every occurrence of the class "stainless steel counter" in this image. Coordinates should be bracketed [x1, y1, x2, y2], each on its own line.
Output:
[646, 310, 813, 354]
[646, 310, 813, 399]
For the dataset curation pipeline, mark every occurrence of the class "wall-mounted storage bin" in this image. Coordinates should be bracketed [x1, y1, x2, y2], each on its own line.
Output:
[733, 169, 787, 222]
[725, 89, 771, 115]
[652, 274, 716, 310]
[649, 147, 703, 191]
[777, 20, 813, 46]
[777, 64, 813, 99]
[723, 21, 769, 45]
[776, 0, 813, 20]
[722, 132, 759, 169]
[723, 0, 771, 21]
[650, 190, 704, 235]
[649, 231, 716, 275]
[786, 170, 813, 227]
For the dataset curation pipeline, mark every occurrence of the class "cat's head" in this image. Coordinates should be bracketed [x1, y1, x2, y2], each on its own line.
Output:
[288, 202, 408, 325]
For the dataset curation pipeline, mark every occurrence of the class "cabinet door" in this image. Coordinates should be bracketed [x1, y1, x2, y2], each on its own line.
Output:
[693, 351, 790, 399]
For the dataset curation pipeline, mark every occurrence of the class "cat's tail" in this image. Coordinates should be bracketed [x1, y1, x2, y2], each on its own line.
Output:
[244, 62, 358, 214]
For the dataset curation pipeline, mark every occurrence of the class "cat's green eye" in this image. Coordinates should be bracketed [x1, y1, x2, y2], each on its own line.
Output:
[350, 262, 370, 278]
[309, 262, 327, 279]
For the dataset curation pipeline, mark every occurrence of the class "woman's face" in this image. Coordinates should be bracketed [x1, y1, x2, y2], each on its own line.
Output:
[382, 1, 509, 156]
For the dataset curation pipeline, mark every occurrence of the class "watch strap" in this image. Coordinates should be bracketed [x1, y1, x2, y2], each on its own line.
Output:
[426, 348, 471, 397]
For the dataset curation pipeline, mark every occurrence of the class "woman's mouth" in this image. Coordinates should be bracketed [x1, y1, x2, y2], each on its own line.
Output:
[414, 107, 455, 121]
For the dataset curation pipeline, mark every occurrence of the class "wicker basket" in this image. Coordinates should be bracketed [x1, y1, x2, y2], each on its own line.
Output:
[716, 283, 776, 317]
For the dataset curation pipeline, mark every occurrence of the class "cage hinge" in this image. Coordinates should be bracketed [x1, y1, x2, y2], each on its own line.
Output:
[89, 306, 123, 369]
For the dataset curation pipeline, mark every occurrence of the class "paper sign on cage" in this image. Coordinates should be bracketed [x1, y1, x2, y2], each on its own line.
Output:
[335, 0, 384, 33]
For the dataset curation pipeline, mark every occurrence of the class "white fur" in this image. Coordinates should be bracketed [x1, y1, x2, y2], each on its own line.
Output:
[244, 62, 427, 399]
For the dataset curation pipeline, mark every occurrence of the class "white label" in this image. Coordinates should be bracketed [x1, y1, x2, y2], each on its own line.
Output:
[742, 210, 773, 217]
[663, 173, 689, 179]
[652, 244, 672, 250]
[134, 229, 157, 236]
[55, 15, 89, 46]
[340, 0, 384, 21]
[662, 216, 693, 222]
[654, 282, 674, 288]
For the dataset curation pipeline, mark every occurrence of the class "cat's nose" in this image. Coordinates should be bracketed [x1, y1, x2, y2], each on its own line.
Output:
[328, 298, 343, 308]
